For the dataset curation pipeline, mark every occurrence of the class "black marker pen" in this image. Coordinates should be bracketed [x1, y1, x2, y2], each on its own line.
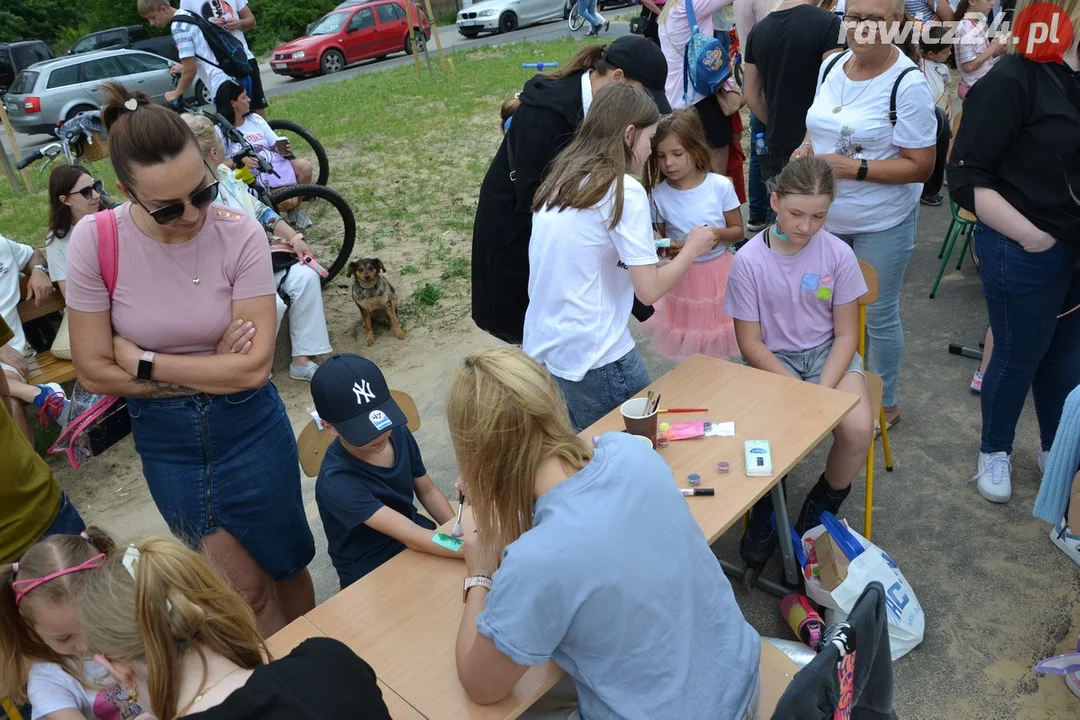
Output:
[680, 488, 715, 496]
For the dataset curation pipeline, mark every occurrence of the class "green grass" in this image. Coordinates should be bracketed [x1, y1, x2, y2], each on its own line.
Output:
[0, 37, 607, 331]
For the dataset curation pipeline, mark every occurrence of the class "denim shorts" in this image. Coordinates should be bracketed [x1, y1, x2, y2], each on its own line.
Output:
[553, 348, 651, 432]
[127, 382, 315, 581]
[43, 492, 86, 537]
[774, 339, 864, 385]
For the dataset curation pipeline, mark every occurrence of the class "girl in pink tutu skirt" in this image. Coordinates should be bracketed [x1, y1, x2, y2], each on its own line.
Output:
[643, 109, 744, 362]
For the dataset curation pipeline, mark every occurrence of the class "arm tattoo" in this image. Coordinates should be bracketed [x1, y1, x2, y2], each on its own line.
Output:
[128, 378, 198, 397]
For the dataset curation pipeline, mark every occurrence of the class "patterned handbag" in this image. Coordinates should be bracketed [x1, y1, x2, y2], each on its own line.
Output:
[48, 209, 131, 469]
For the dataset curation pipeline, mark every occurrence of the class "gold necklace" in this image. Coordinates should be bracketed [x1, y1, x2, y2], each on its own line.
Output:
[134, 206, 202, 285]
[832, 47, 895, 114]
[180, 667, 245, 714]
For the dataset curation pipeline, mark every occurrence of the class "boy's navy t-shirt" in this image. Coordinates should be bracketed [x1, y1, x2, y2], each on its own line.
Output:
[315, 425, 435, 587]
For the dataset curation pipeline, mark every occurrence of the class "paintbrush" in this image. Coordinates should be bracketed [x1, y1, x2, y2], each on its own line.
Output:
[451, 491, 465, 538]
[650, 393, 662, 415]
[658, 408, 709, 414]
[644, 391, 653, 417]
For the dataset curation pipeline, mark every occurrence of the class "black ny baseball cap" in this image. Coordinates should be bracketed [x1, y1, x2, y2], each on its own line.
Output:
[310, 354, 406, 447]
[603, 36, 672, 114]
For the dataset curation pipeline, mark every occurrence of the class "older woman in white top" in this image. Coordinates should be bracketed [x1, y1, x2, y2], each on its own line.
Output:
[659, 0, 736, 173]
[792, 0, 936, 427]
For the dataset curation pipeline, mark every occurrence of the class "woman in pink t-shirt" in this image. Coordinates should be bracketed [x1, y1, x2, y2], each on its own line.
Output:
[64, 83, 315, 638]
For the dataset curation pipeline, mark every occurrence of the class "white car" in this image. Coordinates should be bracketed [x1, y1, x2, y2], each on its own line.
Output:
[456, 0, 564, 37]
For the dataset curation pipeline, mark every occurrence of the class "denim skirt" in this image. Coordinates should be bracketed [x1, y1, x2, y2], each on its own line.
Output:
[127, 381, 315, 581]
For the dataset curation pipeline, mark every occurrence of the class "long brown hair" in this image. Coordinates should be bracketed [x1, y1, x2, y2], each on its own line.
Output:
[0, 528, 116, 704]
[100, 82, 198, 193]
[532, 83, 659, 228]
[80, 536, 266, 720]
[445, 348, 593, 554]
[47, 164, 92, 241]
[644, 108, 713, 193]
[547, 44, 615, 80]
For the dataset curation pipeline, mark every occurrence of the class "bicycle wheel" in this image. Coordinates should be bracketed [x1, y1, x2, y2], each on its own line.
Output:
[569, 4, 585, 31]
[267, 119, 330, 187]
[268, 183, 356, 285]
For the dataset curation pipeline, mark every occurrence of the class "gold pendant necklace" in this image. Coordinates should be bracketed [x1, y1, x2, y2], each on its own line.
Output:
[155, 237, 201, 285]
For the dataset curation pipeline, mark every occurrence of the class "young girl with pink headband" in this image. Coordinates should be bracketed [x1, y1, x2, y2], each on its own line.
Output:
[0, 529, 144, 720]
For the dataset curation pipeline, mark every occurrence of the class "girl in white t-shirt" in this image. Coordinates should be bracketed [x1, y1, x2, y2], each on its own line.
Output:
[522, 83, 714, 431]
[215, 81, 313, 190]
[642, 109, 743, 362]
[0, 529, 144, 720]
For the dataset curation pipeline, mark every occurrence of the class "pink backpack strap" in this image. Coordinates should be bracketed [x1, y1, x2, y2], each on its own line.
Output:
[94, 209, 119, 300]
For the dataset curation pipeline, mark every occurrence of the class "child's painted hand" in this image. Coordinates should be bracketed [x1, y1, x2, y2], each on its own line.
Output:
[683, 226, 716, 260]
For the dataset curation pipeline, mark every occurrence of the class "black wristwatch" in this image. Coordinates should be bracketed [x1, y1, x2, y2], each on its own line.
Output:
[856, 159, 869, 181]
[137, 351, 156, 381]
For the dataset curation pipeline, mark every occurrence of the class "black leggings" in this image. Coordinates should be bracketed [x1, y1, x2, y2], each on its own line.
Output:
[924, 106, 951, 197]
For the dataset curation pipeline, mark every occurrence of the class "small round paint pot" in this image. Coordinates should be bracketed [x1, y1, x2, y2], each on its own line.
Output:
[656, 433, 669, 449]
[688, 473, 701, 486]
[717, 461, 730, 474]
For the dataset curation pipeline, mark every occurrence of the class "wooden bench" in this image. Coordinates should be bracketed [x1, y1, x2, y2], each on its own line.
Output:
[15, 276, 76, 386]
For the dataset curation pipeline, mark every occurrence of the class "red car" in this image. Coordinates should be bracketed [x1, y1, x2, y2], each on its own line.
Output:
[270, 1, 432, 77]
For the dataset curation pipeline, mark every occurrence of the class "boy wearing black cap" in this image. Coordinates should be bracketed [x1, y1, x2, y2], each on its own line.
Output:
[311, 354, 460, 588]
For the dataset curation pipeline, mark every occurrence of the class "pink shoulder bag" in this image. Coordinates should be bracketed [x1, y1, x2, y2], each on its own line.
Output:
[49, 209, 132, 469]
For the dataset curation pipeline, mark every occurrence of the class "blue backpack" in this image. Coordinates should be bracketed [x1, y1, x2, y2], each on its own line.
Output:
[681, 0, 733, 106]
[171, 12, 251, 80]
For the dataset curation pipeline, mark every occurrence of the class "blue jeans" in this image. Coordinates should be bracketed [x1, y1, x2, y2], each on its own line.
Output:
[578, 0, 604, 31]
[42, 492, 86, 537]
[554, 349, 651, 432]
[748, 112, 768, 222]
[975, 223, 1080, 454]
[127, 382, 315, 581]
[835, 205, 918, 408]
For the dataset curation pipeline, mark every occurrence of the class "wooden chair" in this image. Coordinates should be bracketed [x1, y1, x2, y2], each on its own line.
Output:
[757, 640, 799, 718]
[858, 260, 894, 541]
[15, 276, 76, 386]
[297, 390, 421, 477]
[930, 111, 978, 299]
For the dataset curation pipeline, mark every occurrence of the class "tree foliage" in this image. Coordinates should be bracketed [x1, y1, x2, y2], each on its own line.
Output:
[0, 0, 342, 55]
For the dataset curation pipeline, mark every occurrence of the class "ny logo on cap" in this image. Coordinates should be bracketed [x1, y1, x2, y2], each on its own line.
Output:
[352, 380, 376, 405]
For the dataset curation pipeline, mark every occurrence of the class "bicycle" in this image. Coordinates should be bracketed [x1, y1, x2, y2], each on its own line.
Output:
[568, 1, 585, 31]
[177, 99, 356, 284]
[16, 112, 117, 206]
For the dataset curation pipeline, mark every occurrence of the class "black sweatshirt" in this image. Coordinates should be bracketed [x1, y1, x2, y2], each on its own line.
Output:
[471, 71, 654, 345]
[947, 55, 1080, 244]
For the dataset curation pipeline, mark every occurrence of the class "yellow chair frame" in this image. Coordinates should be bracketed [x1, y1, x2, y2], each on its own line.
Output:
[858, 260, 894, 540]
[1, 698, 25, 720]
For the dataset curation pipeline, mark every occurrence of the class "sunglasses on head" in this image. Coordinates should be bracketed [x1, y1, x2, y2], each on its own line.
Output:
[131, 162, 220, 225]
[69, 180, 103, 200]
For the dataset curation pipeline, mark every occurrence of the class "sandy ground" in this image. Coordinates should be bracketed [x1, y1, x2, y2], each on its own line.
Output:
[48, 195, 1080, 717]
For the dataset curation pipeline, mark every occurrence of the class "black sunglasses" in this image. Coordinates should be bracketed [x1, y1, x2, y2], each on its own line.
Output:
[131, 162, 220, 225]
[69, 179, 104, 200]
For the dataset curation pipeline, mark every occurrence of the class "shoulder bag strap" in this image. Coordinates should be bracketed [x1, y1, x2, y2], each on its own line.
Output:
[94, 209, 119, 300]
[820, 50, 846, 86]
[889, 66, 919, 125]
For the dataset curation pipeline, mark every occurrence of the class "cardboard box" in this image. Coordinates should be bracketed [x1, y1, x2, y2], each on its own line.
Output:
[817, 531, 850, 592]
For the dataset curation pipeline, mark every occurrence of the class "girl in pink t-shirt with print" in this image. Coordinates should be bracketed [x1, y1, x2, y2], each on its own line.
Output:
[723, 157, 874, 577]
[953, 0, 1007, 100]
[64, 83, 315, 638]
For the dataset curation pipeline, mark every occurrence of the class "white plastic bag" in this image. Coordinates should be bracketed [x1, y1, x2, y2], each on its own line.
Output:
[801, 520, 925, 660]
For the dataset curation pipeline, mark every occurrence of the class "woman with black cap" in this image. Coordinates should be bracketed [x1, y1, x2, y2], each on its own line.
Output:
[470, 36, 672, 346]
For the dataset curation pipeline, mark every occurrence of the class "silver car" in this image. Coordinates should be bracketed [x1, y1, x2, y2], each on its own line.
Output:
[3, 48, 200, 135]
[456, 0, 565, 37]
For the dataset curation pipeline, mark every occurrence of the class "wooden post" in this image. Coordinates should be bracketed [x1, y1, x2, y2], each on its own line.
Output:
[421, 0, 449, 73]
[0, 137, 20, 192]
[0, 104, 33, 194]
[405, 1, 424, 77]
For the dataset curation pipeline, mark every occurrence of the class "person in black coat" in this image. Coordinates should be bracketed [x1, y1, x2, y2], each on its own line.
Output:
[470, 36, 672, 345]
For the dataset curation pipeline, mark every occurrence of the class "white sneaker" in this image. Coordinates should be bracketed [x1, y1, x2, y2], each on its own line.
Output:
[289, 361, 319, 382]
[970, 451, 1012, 503]
[1050, 518, 1080, 569]
[1038, 449, 1050, 475]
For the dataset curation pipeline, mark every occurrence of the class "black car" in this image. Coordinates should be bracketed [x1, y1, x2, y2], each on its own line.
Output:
[0, 40, 54, 95]
[69, 26, 179, 62]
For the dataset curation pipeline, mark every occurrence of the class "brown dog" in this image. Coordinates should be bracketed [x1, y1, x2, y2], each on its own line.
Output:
[349, 258, 406, 346]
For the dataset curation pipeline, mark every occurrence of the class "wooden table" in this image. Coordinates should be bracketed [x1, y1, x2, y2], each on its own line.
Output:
[303, 354, 857, 719]
[265, 617, 427, 719]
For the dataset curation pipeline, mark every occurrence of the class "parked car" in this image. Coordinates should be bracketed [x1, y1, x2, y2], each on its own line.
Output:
[456, 0, 564, 37]
[270, 0, 431, 78]
[3, 49, 200, 135]
[68, 25, 180, 62]
[0, 41, 54, 96]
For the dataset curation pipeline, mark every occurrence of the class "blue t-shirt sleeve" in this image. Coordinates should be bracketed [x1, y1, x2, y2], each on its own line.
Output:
[317, 460, 384, 530]
[402, 427, 427, 478]
[475, 548, 570, 666]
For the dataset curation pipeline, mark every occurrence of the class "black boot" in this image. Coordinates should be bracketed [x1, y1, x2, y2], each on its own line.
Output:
[796, 473, 851, 536]
[740, 476, 788, 567]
